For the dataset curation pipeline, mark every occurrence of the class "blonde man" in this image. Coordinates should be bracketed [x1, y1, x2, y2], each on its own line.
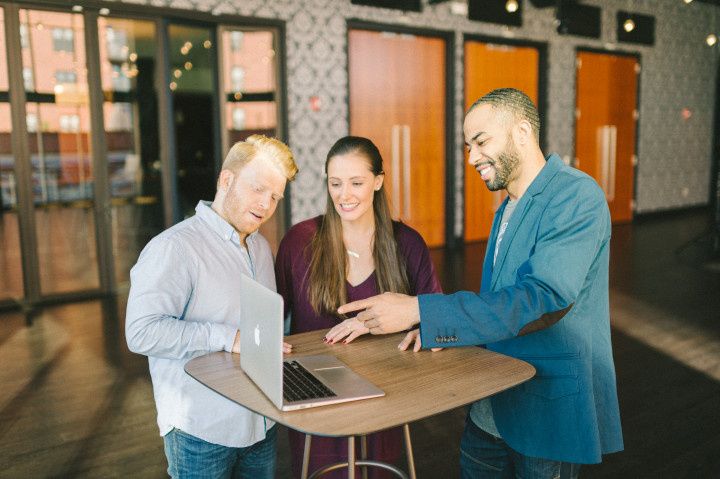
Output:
[126, 135, 298, 478]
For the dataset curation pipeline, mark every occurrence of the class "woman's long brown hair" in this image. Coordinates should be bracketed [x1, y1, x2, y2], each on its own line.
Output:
[307, 136, 410, 318]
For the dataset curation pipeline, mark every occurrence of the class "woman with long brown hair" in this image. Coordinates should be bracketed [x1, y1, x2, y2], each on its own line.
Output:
[275, 136, 441, 478]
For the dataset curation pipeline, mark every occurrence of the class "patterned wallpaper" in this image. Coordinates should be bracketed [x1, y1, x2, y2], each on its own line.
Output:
[119, 0, 720, 236]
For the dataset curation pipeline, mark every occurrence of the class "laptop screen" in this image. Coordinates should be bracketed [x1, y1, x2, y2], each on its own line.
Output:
[239, 274, 285, 409]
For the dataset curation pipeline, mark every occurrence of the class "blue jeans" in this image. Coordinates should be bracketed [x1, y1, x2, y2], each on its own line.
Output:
[460, 417, 581, 479]
[163, 425, 277, 479]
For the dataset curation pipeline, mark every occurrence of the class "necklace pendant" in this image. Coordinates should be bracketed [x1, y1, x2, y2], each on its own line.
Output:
[346, 249, 360, 258]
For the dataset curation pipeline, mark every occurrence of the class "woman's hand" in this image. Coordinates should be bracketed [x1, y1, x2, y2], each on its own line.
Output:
[397, 329, 443, 353]
[324, 318, 370, 344]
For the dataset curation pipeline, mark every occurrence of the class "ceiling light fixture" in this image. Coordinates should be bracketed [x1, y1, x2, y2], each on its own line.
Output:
[506, 0, 519, 13]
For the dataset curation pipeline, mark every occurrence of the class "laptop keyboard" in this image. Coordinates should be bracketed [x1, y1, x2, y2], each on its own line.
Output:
[283, 360, 337, 402]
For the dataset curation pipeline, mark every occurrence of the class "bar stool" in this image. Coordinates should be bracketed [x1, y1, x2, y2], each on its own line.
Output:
[300, 423, 417, 479]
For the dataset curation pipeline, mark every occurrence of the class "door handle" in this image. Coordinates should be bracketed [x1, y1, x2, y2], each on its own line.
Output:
[402, 125, 411, 220]
[607, 125, 617, 202]
[391, 125, 400, 218]
[597, 125, 617, 201]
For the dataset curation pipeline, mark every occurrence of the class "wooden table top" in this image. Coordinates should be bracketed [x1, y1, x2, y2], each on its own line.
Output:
[185, 330, 535, 437]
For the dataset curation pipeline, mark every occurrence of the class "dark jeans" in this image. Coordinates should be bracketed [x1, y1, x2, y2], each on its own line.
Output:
[460, 417, 581, 479]
[163, 425, 277, 479]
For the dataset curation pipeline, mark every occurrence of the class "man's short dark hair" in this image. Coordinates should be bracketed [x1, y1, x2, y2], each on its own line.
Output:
[468, 88, 540, 142]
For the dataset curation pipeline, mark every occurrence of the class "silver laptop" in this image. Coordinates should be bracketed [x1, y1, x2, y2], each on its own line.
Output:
[239, 274, 384, 411]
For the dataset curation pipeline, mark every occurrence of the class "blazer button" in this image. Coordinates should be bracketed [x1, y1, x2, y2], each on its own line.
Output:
[435, 336, 443, 343]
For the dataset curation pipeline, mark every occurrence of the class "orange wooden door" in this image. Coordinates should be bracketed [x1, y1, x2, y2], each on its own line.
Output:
[349, 29, 446, 247]
[464, 41, 539, 242]
[575, 51, 638, 223]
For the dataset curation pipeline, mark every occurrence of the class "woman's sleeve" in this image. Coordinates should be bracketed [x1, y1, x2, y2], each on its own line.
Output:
[401, 227, 443, 295]
[274, 233, 295, 320]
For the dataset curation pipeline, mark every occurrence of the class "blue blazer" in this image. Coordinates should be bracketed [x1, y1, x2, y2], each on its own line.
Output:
[419, 155, 623, 464]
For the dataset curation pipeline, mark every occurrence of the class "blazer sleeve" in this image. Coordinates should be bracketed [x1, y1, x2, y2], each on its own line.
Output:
[419, 178, 609, 348]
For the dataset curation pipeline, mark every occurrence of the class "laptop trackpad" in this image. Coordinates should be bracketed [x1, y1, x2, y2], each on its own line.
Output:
[315, 367, 355, 388]
[297, 355, 382, 397]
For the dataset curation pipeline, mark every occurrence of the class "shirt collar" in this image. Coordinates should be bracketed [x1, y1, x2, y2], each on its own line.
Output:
[195, 200, 257, 246]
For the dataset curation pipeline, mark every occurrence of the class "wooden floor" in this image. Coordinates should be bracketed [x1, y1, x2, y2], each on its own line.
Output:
[1, 207, 719, 478]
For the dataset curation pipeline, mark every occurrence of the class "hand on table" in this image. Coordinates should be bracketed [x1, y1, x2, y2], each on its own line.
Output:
[232, 330, 292, 354]
[397, 329, 443, 353]
[324, 318, 369, 344]
[337, 292, 420, 335]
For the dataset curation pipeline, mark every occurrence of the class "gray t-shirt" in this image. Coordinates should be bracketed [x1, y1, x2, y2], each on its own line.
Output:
[471, 197, 517, 437]
[493, 198, 517, 266]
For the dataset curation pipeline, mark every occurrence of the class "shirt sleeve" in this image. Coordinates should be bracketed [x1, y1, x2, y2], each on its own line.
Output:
[419, 178, 609, 348]
[125, 236, 237, 359]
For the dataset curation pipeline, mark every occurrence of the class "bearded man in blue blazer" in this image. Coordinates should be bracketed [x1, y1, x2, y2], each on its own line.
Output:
[333, 88, 624, 477]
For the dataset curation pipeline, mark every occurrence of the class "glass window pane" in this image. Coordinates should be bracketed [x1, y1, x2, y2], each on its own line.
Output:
[168, 23, 216, 218]
[21, 9, 99, 294]
[0, 8, 25, 301]
[224, 101, 276, 143]
[99, 17, 163, 287]
[221, 30, 275, 94]
[221, 29, 277, 141]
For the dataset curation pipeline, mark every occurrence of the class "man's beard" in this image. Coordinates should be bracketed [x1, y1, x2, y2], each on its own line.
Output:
[485, 140, 520, 192]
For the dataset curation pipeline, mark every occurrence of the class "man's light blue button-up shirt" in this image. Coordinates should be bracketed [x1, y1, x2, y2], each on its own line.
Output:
[126, 201, 276, 447]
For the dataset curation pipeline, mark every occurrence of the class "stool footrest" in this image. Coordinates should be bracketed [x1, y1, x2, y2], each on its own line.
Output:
[307, 460, 410, 479]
